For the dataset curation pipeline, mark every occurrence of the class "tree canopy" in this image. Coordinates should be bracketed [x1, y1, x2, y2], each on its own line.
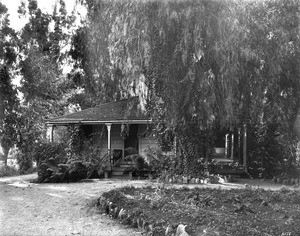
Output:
[0, 0, 299, 175]
[73, 0, 300, 174]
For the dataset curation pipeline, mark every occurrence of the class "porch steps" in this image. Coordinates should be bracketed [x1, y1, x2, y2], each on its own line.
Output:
[111, 163, 134, 177]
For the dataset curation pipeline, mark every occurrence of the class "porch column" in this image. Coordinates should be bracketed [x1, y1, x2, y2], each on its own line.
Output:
[105, 123, 112, 156]
[237, 127, 241, 161]
[243, 123, 247, 169]
[47, 124, 55, 142]
[225, 134, 229, 158]
[231, 132, 234, 159]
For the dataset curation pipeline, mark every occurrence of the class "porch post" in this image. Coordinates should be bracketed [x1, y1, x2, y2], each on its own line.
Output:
[47, 124, 55, 142]
[225, 134, 229, 158]
[237, 127, 241, 162]
[106, 123, 112, 156]
[231, 132, 234, 159]
[243, 123, 247, 169]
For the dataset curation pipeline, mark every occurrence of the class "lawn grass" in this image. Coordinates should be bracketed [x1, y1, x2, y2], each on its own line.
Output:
[99, 184, 300, 235]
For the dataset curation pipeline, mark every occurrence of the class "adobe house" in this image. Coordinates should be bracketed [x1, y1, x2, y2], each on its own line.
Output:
[46, 97, 158, 175]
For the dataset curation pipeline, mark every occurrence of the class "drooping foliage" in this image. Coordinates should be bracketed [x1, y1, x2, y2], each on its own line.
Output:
[1, 0, 299, 177]
[76, 0, 300, 176]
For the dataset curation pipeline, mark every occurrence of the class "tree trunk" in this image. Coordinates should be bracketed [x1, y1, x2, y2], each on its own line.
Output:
[0, 138, 10, 166]
[1, 147, 9, 166]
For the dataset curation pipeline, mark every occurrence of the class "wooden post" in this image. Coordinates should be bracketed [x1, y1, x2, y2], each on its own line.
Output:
[237, 127, 241, 161]
[47, 124, 55, 142]
[106, 123, 112, 166]
[243, 123, 247, 168]
[225, 134, 229, 159]
[231, 132, 234, 159]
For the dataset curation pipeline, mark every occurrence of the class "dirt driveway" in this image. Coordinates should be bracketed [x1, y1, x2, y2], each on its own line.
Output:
[0, 174, 145, 236]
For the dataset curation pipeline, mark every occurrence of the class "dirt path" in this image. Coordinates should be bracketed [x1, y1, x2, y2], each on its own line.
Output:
[0, 174, 146, 236]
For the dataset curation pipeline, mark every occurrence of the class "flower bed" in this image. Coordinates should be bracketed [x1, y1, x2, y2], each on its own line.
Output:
[97, 185, 300, 235]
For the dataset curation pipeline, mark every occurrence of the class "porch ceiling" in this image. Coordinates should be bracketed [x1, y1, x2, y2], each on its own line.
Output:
[46, 97, 151, 125]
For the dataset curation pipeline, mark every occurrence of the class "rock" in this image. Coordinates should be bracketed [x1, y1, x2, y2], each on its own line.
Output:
[113, 207, 119, 218]
[204, 178, 211, 184]
[118, 208, 126, 220]
[227, 175, 233, 182]
[210, 176, 218, 184]
[175, 224, 189, 236]
[182, 176, 188, 184]
[165, 225, 173, 235]
[108, 202, 117, 216]
[190, 178, 195, 184]
[132, 219, 138, 228]
[195, 178, 200, 184]
[165, 175, 169, 182]
[141, 220, 148, 231]
[290, 178, 295, 185]
[137, 218, 144, 229]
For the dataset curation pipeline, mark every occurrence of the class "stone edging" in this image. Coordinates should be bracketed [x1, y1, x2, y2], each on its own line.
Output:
[97, 195, 155, 235]
[97, 193, 191, 235]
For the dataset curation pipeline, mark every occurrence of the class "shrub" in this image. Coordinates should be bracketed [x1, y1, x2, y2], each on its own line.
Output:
[35, 139, 109, 183]
[16, 151, 33, 174]
[145, 147, 184, 178]
[0, 165, 19, 177]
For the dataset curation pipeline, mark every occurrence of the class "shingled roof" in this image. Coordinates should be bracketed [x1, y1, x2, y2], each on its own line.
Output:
[47, 97, 150, 125]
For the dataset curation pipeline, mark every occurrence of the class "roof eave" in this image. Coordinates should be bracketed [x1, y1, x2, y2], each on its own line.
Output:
[47, 119, 152, 125]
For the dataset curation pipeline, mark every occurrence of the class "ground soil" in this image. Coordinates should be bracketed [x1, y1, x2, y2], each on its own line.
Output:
[0, 173, 145, 236]
[0, 174, 299, 236]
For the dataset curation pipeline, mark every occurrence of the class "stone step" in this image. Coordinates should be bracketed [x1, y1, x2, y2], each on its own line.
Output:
[111, 171, 125, 176]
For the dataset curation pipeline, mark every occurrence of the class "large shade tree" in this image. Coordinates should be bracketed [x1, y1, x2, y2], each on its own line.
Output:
[74, 0, 300, 176]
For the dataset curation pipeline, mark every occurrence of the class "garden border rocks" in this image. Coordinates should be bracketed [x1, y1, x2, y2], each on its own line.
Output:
[97, 195, 155, 235]
[97, 188, 193, 236]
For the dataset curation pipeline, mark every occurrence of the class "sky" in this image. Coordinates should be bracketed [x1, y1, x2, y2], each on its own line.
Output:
[1, 0, 82, 30]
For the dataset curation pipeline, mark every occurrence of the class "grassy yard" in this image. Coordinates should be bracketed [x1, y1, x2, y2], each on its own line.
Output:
[99, 184, 300, 236]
